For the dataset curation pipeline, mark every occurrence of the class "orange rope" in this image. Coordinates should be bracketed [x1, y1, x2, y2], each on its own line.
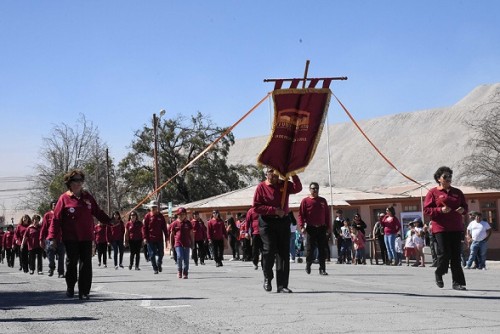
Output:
[126, 92, 272, 216]
[332, 93, 425, 188]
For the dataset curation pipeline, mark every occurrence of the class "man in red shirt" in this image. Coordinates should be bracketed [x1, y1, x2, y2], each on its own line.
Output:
[142, 201, 169, 274]
[253, 167, 302, 293]
[298, 182, 331, 276]
[246, 207, 262, 270]
[191, 211, 207, 266]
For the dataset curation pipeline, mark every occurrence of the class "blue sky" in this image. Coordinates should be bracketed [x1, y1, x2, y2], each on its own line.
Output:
[1, 0, 499, 181]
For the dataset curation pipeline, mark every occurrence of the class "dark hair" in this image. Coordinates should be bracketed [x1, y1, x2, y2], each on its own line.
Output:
[336, 209, 343, 214]
[113, 211, 121, 219]
[64, 169, 85, 189]
[309, 182, 319, 189]
[386, 206, 396, 216]
[32, 214, 41, 222]
[128, 211, 139, 221]
[433, 166, 453, 184]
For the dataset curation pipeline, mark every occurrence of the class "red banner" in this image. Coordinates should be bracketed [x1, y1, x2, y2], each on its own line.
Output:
[257, 88, 331, 177]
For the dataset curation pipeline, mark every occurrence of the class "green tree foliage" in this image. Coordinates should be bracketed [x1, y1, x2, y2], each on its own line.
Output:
[119, 112, 259, 206]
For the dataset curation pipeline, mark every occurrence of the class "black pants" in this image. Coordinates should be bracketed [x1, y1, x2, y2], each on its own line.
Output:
[377, 236, 388, 263]
[96, 243, 107, 266]
[259, 216, 290, 289]
[19, 246, 29, 272]
[211, 239, 224, 265]
[111, 240, 124, 267]
[435, 231, 466, 286]
[305, 225, 328, 271]
[129, 240, 142, 268]
[6, 248, 15, 267]
[228, 235, 240, 259]
[65, 241, 93, 296]
[192, 240, 206, 264]
[252, 234, 263, 267]
[241, 238, 252, 261]
[28, 248, 43, 273]
[429, 233, 438, 266]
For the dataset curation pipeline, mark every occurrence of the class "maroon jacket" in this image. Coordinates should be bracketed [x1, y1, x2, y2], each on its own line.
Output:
[23, 225, 42, 251]
[108, 220, 125, 242]
[246, 208, 260, 235]
[94, 224, 109, 244]
[424, 186, 468, 233]
[170, 218, 193, 248]
[207, 218, 227, 241]
[298, 196, 331, 233]
[126, 220, 143, 241]
[40, 210, 61, 243]
[14, 224, 29, 246]
[48, 190, 111, 242]
[142, 212, 168, 243]
[380, 215, 401, 235]
[191, 219, 207, 242]
[2, 231, 14, 249]
[253, 175, 302, 216]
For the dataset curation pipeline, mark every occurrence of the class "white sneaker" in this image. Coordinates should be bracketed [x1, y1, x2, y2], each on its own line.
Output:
[115, 266, 119, 270]
[290, 259, 296, 263]
[229, 258, 235, 261]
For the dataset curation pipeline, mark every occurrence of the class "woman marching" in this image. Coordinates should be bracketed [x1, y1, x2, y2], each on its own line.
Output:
[48, 169, 111, 300]
[125, 211, 143, 270]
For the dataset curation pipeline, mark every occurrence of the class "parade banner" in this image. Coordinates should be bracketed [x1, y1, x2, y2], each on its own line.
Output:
[257, 88, 331, 177]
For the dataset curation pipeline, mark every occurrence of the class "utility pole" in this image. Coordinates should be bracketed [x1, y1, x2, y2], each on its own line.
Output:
[153, 112, 161, 205]
[106, 148, 111, 214]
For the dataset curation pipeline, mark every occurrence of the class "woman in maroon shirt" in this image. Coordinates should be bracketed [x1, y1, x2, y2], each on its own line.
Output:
[48, 169, 111, 300]
[424, 166, 468, 291]
[15, 214, 31, 273]
[380, 206, 401, 266]
[125, 211, 143, 270]
[109, 211, 125, 269]
[21, 214, 43, 275]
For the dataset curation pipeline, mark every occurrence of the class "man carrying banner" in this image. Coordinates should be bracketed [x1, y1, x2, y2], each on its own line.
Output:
[253, 168, 302, 293]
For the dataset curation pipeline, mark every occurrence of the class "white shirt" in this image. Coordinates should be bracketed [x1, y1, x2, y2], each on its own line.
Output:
[467, 219, 491, 242]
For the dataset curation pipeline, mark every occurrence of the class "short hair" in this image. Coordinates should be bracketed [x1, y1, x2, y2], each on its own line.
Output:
[336, 209, 343, 214]
[64, 169, 85, 189]
[309, 182, 319, 189]
[433, 166, 453, 184]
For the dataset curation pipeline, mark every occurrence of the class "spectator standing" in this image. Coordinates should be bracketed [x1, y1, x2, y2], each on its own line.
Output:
[465, 211, 492, 270]
[380, 206, 401, 266]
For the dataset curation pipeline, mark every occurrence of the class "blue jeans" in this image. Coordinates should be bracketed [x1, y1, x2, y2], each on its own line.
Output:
[384, 234, 397, 261]
[175, 246, 190, 273]
[466, 239, 488, 269]
[147, 242, 164, 271]
[111, 240, 124, 267]
[45, 239, 65, 274]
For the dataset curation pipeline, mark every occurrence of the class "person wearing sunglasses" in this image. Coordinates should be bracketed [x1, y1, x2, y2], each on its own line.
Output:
[48, 169, 112, 300]
[424, 166, 468, 291]
[298, 182, 331, 276]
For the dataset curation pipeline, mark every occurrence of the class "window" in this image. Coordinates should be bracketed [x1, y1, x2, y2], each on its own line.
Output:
[480, 200, 498, 231]
[403, 204, 419, 212]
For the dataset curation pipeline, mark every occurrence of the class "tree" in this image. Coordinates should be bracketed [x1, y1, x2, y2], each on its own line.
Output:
[462, 92, 500, 189]
[26, 114, 118, 214]
[119, 112, 260, 206]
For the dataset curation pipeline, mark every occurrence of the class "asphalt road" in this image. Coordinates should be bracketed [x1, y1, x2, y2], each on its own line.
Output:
[1, 254, 500, 333]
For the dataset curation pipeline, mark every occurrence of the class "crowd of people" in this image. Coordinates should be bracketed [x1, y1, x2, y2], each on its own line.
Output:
[0, 166, 493, 298]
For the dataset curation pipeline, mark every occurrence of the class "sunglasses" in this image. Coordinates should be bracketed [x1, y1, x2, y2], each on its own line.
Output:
[70, 178, 84, 182]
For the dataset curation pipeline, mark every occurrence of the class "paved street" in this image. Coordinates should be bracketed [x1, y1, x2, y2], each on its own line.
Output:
[1, 255, 499, 333]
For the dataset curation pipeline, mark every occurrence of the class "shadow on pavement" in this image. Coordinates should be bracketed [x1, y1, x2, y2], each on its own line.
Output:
[293, 289, 500, 300]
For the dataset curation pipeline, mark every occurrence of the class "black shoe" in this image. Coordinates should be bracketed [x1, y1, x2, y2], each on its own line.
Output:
[452, 284, 467, 291]
[58, 273, 65, 278]
[216, 263, 220, 267]
[277, 287, 293, 293]
[435, 273, 444, 288]
[48, 269, 54, 277]
[158, 265, 162, 272]
[319, 270, 328, 276]
[254, 264, 258, 270]
[79, 294, 89, 300]
[305, 265, 311, 275]
[263, 278, 272, 292]
[153, 270, 159, 274]
[66, 287, 75, 298]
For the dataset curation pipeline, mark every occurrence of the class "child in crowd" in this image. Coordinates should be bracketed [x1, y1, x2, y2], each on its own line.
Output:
[412, 224, 425, 267]
[340, 219, 352, 264]
[404, 223, 416, 266]
[351, 224, 366, 265]
[395, 233, 403, 266]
